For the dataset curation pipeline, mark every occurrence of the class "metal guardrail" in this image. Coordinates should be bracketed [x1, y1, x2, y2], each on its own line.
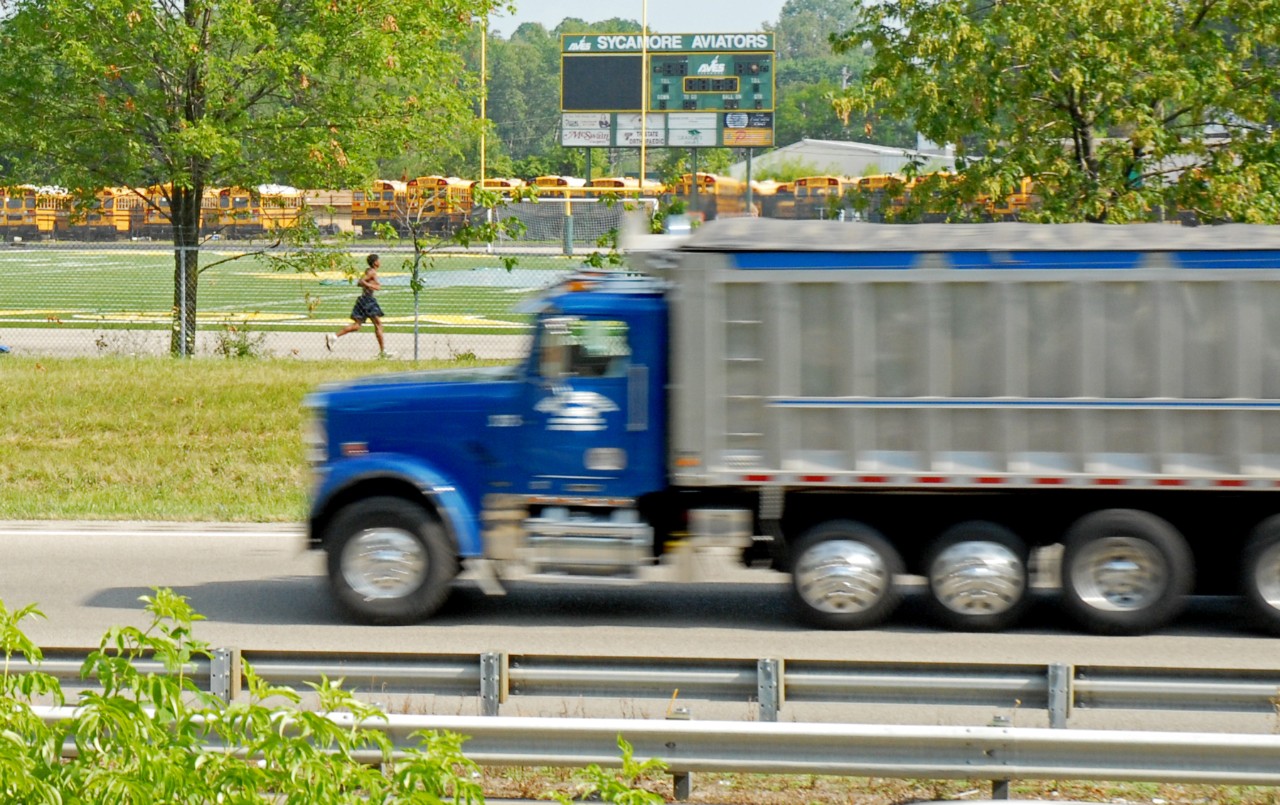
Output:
[21, 649, 1280, 727]
[30, 708, 1280, 787]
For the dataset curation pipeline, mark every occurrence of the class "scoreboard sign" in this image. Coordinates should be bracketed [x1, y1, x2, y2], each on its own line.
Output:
[561, 33, 775, 148]
[649, 53, 774, 112]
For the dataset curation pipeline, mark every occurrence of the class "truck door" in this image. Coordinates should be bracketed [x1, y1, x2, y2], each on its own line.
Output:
[522, 312, 665, 498]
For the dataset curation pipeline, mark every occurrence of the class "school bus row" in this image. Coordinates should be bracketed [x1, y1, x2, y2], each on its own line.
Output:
[0, 174, 1036, 241]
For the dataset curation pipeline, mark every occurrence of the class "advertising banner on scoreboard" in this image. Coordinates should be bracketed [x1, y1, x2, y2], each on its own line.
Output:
[616, 113, 666, 147]
[560, 113, 613, 146]
[667, 113, 718, 147]
[561, 128, 613, 147]
[721, 111, 774, 146]
[559, 109, 773, 148]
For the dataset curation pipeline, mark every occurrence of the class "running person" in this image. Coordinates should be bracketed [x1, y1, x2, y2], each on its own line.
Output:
[326, 253, 391, 357]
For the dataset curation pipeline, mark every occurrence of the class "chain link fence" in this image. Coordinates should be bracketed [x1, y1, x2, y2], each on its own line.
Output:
[0, 238, 613, 362]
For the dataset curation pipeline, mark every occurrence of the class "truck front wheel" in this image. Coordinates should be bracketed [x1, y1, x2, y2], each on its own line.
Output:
[1060, 509, 1193, 635]
[325, 497, 459, 625]
[1242, 516, 1280, 635]
[790, 520, 904, 629]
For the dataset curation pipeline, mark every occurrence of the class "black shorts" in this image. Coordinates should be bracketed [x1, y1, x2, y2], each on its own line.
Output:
[351, 294, 384, 322]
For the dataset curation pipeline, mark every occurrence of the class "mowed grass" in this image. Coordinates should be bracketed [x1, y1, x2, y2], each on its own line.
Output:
[0, 355, 498, 521]
[0, 247, 572, 333]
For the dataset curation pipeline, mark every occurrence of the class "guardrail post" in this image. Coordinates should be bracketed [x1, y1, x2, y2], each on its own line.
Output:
[757, 658, 781, 722]
[1047, 663, 1071, 728]
[210, 648, 241, 703]
[988, 714, 1011, 799]
[480, 652, 504, 716]
[668, 706, 693, 800]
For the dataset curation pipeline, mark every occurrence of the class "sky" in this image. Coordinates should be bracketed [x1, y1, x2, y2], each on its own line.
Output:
[489, 0, 789, 37]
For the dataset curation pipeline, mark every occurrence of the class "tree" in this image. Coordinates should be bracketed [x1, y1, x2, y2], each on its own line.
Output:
[764, 0, 915, 149]
[831, 0, 1280, 222]
[772, 0, 864, 60]
[0, 0, 508, 355]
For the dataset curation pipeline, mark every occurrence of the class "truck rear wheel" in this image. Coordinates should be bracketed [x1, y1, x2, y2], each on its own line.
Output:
[924, 521, 1029, 632]
[325, 497, 458, 625]
[1060, 509, 1193, 635]
[1242, 516, 1280, 635]
[790, 520, 904, 629]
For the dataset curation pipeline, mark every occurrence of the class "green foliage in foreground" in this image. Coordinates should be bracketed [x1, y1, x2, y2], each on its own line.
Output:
[2, 589, 668, 804]
[1, 588, 484, 803]
[0, 356, 502, 521]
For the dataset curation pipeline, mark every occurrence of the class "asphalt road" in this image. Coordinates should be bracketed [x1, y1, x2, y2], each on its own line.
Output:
[2, 520, 1277, 731]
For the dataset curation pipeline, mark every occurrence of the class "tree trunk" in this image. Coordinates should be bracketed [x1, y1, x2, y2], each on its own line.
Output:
[169, 184, 203, 357]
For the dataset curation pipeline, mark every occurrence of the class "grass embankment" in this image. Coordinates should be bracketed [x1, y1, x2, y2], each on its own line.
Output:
[0, 355, 468, 521]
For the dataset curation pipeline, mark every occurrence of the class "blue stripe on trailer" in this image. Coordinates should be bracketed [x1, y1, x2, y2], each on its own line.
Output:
[730, 250, 1280, 271]
[768, 397, 1280, 410]
[1173, 251, 1280, 269]
[731, 252, 916, 270]
[947, 251, 1144, 270]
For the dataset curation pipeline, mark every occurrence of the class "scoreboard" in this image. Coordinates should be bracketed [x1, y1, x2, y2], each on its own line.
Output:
[560, 32, 775, 147]
[649, 53, 773, 112]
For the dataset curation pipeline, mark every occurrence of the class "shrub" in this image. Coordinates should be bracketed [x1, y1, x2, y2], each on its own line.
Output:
[0, 589, 484, 803]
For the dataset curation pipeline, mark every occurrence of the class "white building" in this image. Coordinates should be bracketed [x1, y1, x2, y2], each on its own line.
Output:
[728, 137, 956, 180]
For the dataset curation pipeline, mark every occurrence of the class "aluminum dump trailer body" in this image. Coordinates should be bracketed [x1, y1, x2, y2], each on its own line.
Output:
[660, 220, 1280, 491]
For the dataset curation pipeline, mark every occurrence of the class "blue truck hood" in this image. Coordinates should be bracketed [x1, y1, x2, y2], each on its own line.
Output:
[309, 364, 526, 496]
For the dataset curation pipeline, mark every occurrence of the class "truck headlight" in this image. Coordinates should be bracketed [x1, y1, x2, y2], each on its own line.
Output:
[303, 408, 327, 467]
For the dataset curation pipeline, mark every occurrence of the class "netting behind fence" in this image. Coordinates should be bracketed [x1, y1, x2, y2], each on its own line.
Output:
[484, 199, 655, 247]
[0, 242, 588, 361]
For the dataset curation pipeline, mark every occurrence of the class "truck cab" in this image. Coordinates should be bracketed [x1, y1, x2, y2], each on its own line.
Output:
[305, 272, 678, 624]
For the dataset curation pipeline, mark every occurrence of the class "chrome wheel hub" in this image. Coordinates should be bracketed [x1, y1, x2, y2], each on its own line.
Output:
[794, 540, 890, 614]
[342, 527, 428, 600]
[930, 541, 1026, 616]
[1070, 536, 1166, 611]
[1253, 541, 1280, 612]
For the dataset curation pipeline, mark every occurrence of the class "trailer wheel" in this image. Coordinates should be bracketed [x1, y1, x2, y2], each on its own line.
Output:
[1242, 516, 1280, 635]
[325, 497, 458, 625]
[924, 521, 1029, 632]
[790, 520, 904, 629]
[1060, 510, 1193, 635]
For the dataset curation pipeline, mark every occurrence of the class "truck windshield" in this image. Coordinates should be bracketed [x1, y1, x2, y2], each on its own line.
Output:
[538, 317, 631, 379]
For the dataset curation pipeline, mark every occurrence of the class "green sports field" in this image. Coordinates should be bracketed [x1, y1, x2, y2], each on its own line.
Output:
[0, 246, 578, 335]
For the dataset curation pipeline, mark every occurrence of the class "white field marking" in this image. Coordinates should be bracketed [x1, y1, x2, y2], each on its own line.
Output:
[246, 271, 396, 281]
[69, 311, 305, 322]
[0, 524, 302, 540]
[0, 309, 84, 317]
[310, 314, 528, 326]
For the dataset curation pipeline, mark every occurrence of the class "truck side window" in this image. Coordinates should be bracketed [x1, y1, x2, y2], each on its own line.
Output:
[539, 317, 631, 379]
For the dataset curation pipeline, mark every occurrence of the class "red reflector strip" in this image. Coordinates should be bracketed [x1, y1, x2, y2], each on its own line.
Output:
[1094, 478, 1125, 486]
[743, 474, 772, 483]
[917, 476, 946, 484]
[800, 475, 830, 483]
[976, 476, 1004, 484]
[1156, 479, 1184, 487]
[1216, 479, 1246, 487]
[858, 475, 888, 483]
[1034, 477, 1065, 485]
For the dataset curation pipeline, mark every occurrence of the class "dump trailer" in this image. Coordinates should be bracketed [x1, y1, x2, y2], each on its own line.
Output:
[304, 219, 1280, 635]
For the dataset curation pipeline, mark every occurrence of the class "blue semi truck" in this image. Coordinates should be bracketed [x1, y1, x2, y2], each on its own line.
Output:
[304, 219, 1280, 635]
